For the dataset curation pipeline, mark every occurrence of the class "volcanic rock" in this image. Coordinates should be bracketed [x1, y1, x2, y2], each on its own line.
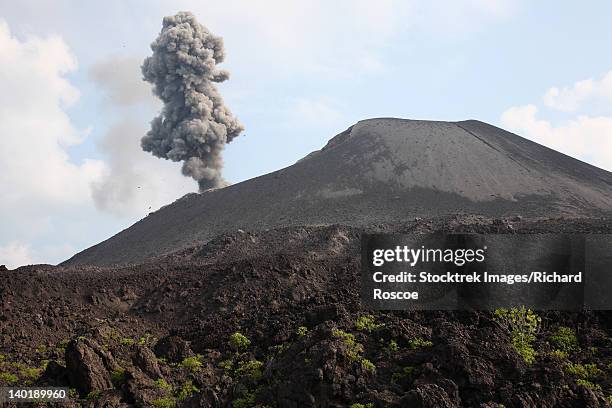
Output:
[64, 118, 612, 266]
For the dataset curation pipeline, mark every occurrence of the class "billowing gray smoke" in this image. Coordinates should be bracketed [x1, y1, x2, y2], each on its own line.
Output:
[141, 11, 244, 191]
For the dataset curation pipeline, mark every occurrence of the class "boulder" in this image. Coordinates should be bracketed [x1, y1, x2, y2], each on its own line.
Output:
[154, 335, 194, 363]
[65, 338, 118, 395]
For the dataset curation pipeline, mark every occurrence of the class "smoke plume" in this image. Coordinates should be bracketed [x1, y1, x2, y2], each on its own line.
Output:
[141, 11, 244, 191]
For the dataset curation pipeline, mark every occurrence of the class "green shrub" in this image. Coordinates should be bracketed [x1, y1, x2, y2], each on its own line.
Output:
[332, 329, 364, 361]
[350, 404, 374, 408]
[110, 368, 126, 386]
[297, 326, 308, 337]
[391, 366, 415, 382]
[86, 390, 102, 401]
[355, 315, 383, 332]
[0, 372, 18, 384]
[235, 360, 263, 380]
[549, 327, 578, 352]
[385, 339, 399, 353]
[408, 337, 433, 350]
[549, 350, 568, 360]
[120, 338, 134, 346]
[176, 380, 199, 401]
[152, 397, 177, 408]
[575, 379, 601, 390]
[361, 359, 376, 372]
[232, 391, 256, 408]
[494, 307, 540, 364]
[155, 378, 173, 392]
[180, 355, 203, 372]
[20, 367, 42, 379]
[564, 362, 602, 380]
[229, 332, 251, 352]
[219, 359, 233, 371]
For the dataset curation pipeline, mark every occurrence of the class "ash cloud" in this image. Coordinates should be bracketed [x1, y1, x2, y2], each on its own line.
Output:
[141, 11, 244, 191]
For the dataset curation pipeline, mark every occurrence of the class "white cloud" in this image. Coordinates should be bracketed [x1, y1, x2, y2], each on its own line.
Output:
[501, 104, 612, 171]
[0, 20, 112, 265]
[0, 241, 34, 269]
[0, 21, 106, 206]
[543, 70, 612, 113]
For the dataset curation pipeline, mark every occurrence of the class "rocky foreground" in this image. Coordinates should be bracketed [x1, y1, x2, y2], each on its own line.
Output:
[1, 215, 611, 407]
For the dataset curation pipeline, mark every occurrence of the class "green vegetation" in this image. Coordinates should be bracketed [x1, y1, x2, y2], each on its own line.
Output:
[360, 359, 376, 372]
[493, 307, 540, 364]
[564, 362, 602, 380]
[575, 379, 601, 390]
[297, 326, 308, 337]
[152, 397, 177, 408]
[180, 355, 203, 372]
[385, 339, 399, 353]
[86, 390, 102, 401]
[120, 338, 135, 346]
[219, 359, 233, 371]
[350, 404, 374, 408]
[232, 391, 256, 408]
[0, 354, 6, 361]
[355, 315, 383, 332]
[35, 345, 47, 354]
[0, 372, 18, 384]
[138, 333, 156, 346]
[607, 395, 612, 404]
[229, 332, 251, 352]
[549, 327, 578, 353]
[20, 367, 42, 380]
[155, 378, 173, 392]
[332, 329, 364, 361]
[177, 380, 199, 401]
[235, 360, 263, 380]
[549, 350, 568, 360]
[332, 329, 376, 373]
[110, 368, 126, 386]
[407, 337, 433, 350]
[391, 366, 416, 383]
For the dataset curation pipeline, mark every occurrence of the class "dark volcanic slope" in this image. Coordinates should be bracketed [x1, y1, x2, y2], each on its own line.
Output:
[65, 118, 612, 266]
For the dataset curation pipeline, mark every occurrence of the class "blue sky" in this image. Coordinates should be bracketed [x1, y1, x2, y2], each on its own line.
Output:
[1, 1, 612, 267]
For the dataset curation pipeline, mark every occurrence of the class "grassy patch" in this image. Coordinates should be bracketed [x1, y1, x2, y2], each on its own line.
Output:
[180, 355, 203, 373]
[152, 397, 177, 408]
[391, 366, 415, 383]
[155, 378, 173, 392]
[229, 332, 251, 352]
[0, 372, 18, 384]
[232, 391, 256, 408]
[176, 380, 199, 401]
[549, 327, 578, 353]
[355, 315, 383, 332]
[296, 326, 308, 337]
[494, 307, 540, 364]
[235, 360, 263, 380]
[407, 337, 433, 350]
[110, 368, 126, 387]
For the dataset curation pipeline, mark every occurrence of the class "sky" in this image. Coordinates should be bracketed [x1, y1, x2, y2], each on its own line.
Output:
[1, 0, 612, 268]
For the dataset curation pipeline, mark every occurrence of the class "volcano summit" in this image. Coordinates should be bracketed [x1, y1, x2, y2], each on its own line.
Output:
[65, 118, 612, 266]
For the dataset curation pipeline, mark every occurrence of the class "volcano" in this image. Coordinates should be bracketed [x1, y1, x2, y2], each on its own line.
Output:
[64, 118, 612, 266]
